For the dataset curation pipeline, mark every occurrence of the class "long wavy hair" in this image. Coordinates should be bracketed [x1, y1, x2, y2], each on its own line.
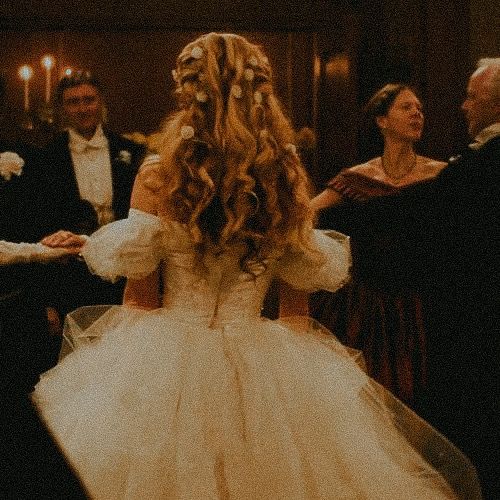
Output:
[156, 33, 315, 270]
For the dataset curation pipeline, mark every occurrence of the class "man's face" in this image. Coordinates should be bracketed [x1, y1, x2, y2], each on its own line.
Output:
[462, 67, 499, 138]
[62, 83, 103, 139]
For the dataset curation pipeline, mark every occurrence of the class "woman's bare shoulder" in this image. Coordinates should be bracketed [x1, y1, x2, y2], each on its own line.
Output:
[347, 157, 383, 178]
[417, 155, 447, 175]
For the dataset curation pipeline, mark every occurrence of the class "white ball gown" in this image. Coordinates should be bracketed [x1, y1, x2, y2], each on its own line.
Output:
[32, 209, 481, 499]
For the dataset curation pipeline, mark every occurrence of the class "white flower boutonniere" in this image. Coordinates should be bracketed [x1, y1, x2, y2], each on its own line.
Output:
[180, 125, 195, 140]
[0, 152, 24, 181]
[116, 150, 132, 165]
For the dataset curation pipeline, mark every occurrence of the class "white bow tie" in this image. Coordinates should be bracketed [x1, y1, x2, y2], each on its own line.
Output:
[69, 134, 108, 154]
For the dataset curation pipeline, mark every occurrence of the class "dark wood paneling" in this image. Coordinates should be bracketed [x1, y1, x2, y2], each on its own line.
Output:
[1, 1, 497, 182]
[0, 0, 359, 31]
[0, 31, 319, 135]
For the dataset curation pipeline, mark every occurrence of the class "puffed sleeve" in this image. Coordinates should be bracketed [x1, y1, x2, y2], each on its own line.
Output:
[81, 208, 163, 282]
[276, 229, 351, 292]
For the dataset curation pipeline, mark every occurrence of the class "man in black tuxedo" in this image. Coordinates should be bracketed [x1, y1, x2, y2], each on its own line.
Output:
[0, 140, 60, 392]
[422, 58, 500, 500]
[1, 79, 60, 426]
[1, 140, 87, 498]
[41, 71, 146, 321]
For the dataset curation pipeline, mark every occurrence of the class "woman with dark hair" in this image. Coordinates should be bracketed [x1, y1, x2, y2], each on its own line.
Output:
[33, 38, 478, 499]
[310, 83, 446, 406]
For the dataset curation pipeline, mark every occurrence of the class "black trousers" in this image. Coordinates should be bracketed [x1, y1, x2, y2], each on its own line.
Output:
[0, 288, 59, 395]
[1, 289, 87, 498]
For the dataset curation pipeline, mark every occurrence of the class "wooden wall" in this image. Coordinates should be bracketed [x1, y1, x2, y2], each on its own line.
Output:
[1, 0, 498, 190]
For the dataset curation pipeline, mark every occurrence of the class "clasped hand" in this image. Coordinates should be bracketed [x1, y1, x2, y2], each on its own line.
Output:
[41, 230, 88, 254]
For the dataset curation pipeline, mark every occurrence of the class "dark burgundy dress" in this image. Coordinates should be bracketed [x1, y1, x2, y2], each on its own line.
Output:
[311, 168, 434, 406]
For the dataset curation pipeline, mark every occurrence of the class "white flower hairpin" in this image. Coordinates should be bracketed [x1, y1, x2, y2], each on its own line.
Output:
[244, 69, 255, 81]
[284, 143, 297, 155]
[190, 46, 203, 59]
[181, 125, 195, 140]
[248, 56, 258, 67]
[231, 85, 243, 99]
[195, 91, 208, 103]
[0, 152, 24, 181]
[254, 91, 263, 104]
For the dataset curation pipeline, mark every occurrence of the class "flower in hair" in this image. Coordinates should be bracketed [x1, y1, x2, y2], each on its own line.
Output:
[181, 125, 195, 140]
[231, 85, 243, 99]
[190, 46, 203, 59]
[244, 68, 255, 81]
[262, 56, 269, 65]
[254, 91, 263, 104]
[284, 143, 297, 155]
[171, 69, 179, 83]
[248, 56, 258, 67]
[195, 90, 208, 103]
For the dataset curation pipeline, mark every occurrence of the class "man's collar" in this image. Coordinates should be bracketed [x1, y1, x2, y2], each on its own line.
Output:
[68, 124, 108, 153]
[469, 123, 500, 150]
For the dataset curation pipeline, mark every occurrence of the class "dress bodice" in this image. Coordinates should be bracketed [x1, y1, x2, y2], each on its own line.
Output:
[158, 244, 274, 327]
[82, 209, 351, 328]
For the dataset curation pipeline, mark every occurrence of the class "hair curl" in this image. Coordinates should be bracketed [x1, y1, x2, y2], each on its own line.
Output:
[156, 33, 315, 271]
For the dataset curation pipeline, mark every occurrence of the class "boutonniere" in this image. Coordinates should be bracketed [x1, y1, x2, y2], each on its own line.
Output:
[0, 152, 24, 181]
[115, 150, 132, 165]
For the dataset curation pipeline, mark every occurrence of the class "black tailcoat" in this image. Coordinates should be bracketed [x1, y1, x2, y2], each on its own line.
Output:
[41, 129, 146, 315]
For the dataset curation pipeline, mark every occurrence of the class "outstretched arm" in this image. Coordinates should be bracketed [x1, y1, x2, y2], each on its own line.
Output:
[123, 164, 162, 310]
[310, 188, 342, 211]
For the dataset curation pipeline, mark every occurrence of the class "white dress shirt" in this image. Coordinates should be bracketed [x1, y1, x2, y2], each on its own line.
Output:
[68, 124, 114, 226]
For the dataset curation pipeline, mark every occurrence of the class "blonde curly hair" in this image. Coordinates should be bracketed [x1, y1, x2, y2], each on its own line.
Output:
[156, 32, 315, 270]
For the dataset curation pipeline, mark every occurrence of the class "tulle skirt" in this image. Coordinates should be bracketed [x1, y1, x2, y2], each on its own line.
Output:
[32, 306, 481, 499]
[310, 282, 428, 406]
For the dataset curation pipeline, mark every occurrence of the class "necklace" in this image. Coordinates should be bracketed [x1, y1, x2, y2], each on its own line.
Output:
[380, 152, 417, 183]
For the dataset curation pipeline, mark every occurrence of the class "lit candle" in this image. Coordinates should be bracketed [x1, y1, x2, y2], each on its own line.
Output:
[18, 65, 33, 112]
[41, 55, 55, 103]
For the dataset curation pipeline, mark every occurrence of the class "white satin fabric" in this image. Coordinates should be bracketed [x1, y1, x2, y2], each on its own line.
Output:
[33, 210, 481, 500]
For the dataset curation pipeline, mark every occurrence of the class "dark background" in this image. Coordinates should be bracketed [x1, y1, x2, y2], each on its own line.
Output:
[1, 0, 498, 189]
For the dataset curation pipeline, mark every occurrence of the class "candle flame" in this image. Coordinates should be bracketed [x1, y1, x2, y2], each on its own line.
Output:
[41, 55, 55, 70]
[18, 65, 33, 81]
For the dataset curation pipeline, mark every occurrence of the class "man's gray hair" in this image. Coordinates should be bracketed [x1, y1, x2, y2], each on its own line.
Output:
[477, 57, 500, 100]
